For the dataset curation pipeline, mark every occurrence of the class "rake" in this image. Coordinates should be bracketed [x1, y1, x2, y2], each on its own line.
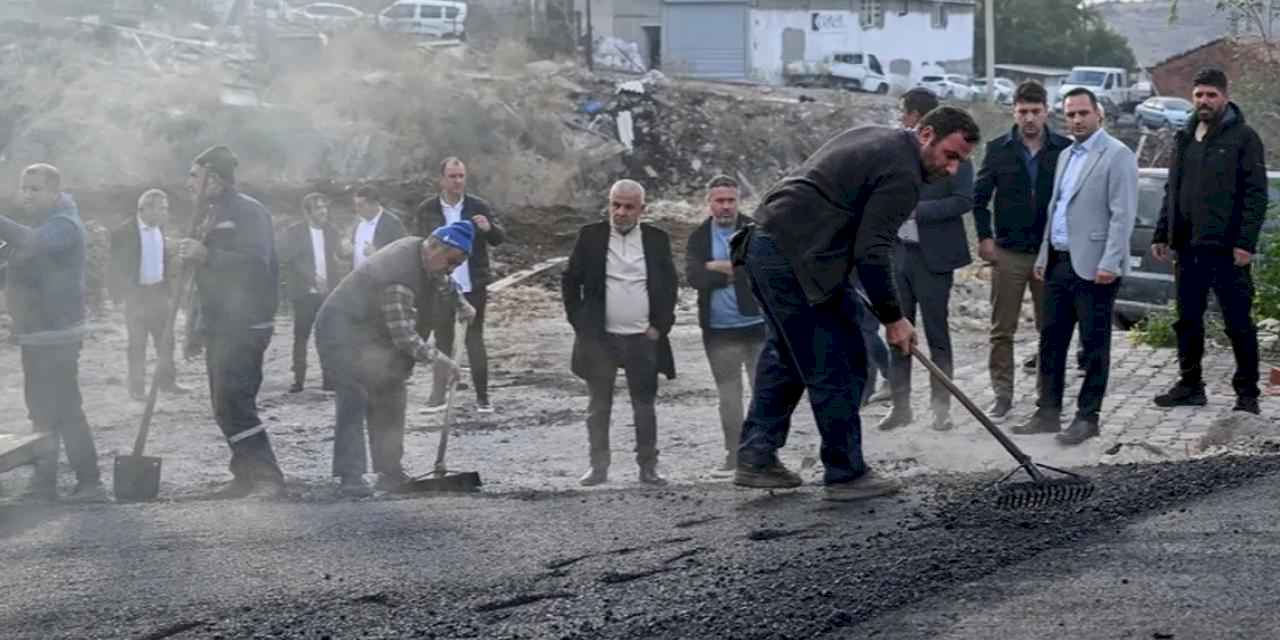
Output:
[909, 346, 1095, 509]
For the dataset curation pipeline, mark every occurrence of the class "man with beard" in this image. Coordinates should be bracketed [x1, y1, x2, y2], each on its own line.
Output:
[175, 145, 288, 498]
[1152, 67, 1269, 415]
[732, 107, 981, 501]
[0, 163, 103, 501]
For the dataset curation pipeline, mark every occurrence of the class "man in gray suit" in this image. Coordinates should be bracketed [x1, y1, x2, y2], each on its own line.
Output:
[1014, 88, 1137, 445]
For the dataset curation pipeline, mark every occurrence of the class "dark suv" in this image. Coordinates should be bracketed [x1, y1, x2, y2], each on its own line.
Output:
[1114, 168, 1280, 327]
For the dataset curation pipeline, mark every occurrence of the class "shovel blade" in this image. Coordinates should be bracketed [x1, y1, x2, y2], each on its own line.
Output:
[114, 455, 162, 502]
[397, 471, 482, 494]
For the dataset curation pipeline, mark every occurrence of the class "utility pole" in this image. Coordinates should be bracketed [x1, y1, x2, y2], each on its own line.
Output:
[984, 0, 996, 103]
[585, 0, 594, 71]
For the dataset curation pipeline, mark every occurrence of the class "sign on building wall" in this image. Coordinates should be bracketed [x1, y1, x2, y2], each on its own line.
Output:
[810, 11, 848, 33]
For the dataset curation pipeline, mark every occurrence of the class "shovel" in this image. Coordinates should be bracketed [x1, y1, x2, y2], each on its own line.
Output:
[114, 175, 209, 502]
[399, 318, 482, 493]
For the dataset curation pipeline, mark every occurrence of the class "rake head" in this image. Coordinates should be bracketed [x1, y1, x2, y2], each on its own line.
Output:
[995, 466, 1095, 510]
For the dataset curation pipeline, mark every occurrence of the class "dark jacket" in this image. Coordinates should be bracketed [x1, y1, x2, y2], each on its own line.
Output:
[0, 193, 87, 345]
[321, 236, 448, 385]
[1154, 102, 1269, 253]
[562, 221, 678, 380]
[911, 159, 975, 273]
[973, 125, 1073, 254]
[279, 220, 341, 301]
[412, 193, 506, 289]
[194, 189, 279, 334]
[109, 217, 174, 302]
[750, 126, 924, 323]
[685, 215, 760, 331]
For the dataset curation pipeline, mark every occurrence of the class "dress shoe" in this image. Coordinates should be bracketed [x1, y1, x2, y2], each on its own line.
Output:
[1012, 411, 1061, 435]
[734, 461, 802, 489]
[876, 407, 913, 431]
[1234, 396, 1261, 415]
[823, 470, 903, 502]
[638, 466, 667, 486]
[1154, 383, 1206, 407]
[1022, 353, 1038, 371]
[288, 382, 304, 393]
[987, 397, 1013, 420]
[1056, 417, 1100, 445]
[208, 478, 256, 500]
[866, 386, 892, 405]
[579, 467, 608, 486]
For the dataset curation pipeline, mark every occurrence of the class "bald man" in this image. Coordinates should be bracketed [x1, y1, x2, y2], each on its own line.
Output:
[1, 164, 103, 501]
[562, 180, 678, 487]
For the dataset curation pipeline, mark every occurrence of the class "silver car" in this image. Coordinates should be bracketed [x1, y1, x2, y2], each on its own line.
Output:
[1134, 97, 1193, 130]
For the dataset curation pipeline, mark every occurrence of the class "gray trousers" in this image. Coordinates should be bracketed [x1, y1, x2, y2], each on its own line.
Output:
[23, 343, 99, 488]
[703, 324, 765, 454]
[583, 333, 660, 470]
[888, 242, 954, 414]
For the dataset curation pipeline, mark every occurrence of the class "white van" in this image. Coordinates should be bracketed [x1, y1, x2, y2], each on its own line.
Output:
[377, 0, 467, 39]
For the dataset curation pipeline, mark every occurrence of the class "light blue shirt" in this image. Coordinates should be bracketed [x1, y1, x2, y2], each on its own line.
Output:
[1049, 130, 1101, 251]
[708, 224, 763, 329]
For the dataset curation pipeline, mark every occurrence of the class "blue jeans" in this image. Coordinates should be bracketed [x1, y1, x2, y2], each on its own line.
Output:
[737, 233, 868, 484]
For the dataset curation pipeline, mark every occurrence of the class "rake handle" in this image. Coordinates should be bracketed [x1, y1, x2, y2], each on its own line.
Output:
[907, 345, 1045, 483]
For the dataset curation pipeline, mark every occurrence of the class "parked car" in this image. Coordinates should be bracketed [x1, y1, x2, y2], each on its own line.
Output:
[289, 2, 367, 32]
[783, 52, 889, 93]
[918, 74, 976, 101]
[971, 77, 1015, 104]
[1134, 96, 1194, 130]
[377, 0, 467, 39]
[1114, 168, 1280, 327]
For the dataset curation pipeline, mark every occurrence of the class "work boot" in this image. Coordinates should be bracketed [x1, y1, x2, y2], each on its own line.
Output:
[67, 481, 109, 503]
[638, 465, 667, 486]
[823, 470, 903, 502]
[1012, 410, 1061, 435]
[876, 406, 913, 431]
[1023, 353, 1038, 371]
[734, 461, 803, 489]
[1056, 417, 1100, 446]
[579, 467, 608, 487]
[1154, 382, 1207, 408]
[338, 475, 374, 498]
[987, 397, 1013, 420]
[208, 477, 256, 500]
[289, 382, 304, 394]
[374, 470, 411, 493]
[1234, 396, 1261, 415]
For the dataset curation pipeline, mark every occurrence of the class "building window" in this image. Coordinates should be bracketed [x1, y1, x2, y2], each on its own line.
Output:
[931, 3, 948, 29]
[860, 0, 884, 29]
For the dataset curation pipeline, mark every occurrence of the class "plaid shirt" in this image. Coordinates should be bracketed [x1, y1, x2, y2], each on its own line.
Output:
[380, 274, 464, 362]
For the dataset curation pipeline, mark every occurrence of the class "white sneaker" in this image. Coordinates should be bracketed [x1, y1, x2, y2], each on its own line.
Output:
[476, 403, 495, 414]
[419, 402, 447, 415]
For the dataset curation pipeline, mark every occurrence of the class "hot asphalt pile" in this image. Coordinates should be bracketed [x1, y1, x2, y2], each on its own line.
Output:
[120, 455, 1280, 640]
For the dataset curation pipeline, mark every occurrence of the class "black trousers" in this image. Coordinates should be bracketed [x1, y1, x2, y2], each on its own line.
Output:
[205, 330, 284, 483]
[1037, 253, 1120, 422]
[1174, 247, 1260, 398]
[290, 293, 330, 387]
[888, 242, 954, 413]
[23, 343, 99, 488]
[125, 284, 176, 393]
[581, 333, 660, 470]
[430, 289, 489, 405]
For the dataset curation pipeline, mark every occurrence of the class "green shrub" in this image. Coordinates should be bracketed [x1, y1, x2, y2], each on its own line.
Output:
[1131, 307, 1177, 348]
[1253, 198, 1280, 320]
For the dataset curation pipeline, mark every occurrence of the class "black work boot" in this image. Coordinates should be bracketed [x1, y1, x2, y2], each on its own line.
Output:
[1056, 417, 1100, 445]
[1012, 410, 1061, 435]
[734, 461, 803, 489]
[579, 467, 608, 487]
[638, 464, 667, 486]
[1234, 396, 1261, 415]
[1154, 382, 1207, 408]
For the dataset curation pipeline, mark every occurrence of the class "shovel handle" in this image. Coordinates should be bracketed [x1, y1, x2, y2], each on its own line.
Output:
[432, 316, 466, 476]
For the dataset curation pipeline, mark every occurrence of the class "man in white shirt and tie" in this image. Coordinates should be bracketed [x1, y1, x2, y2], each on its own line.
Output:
[281, 192, 340, 392]
[110, 189, 185, 400]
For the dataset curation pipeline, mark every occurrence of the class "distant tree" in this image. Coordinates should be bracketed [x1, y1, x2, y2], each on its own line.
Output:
[974, 0, 1138, 70]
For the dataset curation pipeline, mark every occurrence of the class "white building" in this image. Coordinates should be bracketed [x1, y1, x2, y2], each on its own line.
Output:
[576, 0, 975, 88]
